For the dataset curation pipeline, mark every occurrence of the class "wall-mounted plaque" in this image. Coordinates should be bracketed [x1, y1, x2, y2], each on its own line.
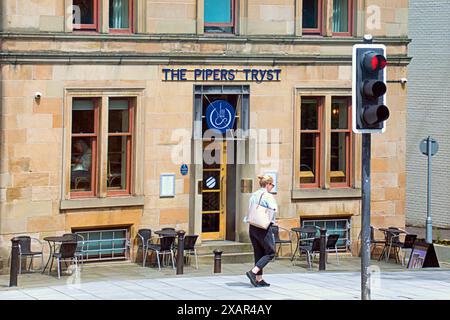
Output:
[241, 179, 253, 194]
[160, 174, 175, 198]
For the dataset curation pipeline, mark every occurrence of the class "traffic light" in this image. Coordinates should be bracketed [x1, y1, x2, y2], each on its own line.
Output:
[352, 44, 389, 133]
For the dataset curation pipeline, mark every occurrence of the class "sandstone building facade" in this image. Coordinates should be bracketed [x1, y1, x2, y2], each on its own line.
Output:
[0, 0, 410, 267]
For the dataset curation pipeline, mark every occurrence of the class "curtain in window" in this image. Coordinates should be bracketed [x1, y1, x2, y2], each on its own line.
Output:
[333, 0, 349, 33]
[110, 0, 129, 29]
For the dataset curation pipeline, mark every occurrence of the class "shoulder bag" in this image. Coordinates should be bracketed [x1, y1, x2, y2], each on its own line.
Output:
[248, 192, 274, 230]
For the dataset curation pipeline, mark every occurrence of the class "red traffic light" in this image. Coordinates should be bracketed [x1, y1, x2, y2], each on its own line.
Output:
[363, 52, 387, 72]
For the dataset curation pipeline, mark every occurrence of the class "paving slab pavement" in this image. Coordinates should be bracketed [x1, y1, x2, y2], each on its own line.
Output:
[0, 270, 450, 300]
[0, 256, 450, 300]
[0, 256, 449, 300]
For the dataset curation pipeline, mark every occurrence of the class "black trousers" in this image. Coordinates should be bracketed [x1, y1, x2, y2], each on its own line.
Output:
[249, 224, 276, 275]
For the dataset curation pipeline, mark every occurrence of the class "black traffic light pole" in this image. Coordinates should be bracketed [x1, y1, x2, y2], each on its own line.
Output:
[353, 35, 389, 299]
[361, 133, 371, 300]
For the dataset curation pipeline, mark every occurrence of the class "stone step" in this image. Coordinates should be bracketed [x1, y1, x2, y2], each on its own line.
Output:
[195, 241, 254, 255]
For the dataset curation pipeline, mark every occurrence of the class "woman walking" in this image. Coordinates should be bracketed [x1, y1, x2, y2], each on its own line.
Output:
[245, 175, 278, 287]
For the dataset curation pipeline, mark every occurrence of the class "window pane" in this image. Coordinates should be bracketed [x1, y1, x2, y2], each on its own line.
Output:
[331, 98, 349, 130]
[303, 0, 318, 29]
[203, 171, 221, 191]
[107, 136, 128, 190]
[72, 99, 95, 134]
[301, 99, 319, 130]
[109, 100, 130, 133]
[71, 137, 93, 192]
[203, 141, 221, 169]
[333, 0, 349, 33]
[331, 132, 347, 183]
[300, 134, 317, 184]
[202, 213, 220, 233]
[205, 0, 232, 24]
[86, 232, 100, 257]
[326, 221, 335, 231]
[109, 0, 129, 29]
[202, 192, 220, 212]
[73, 0, 95, 25]
[302, 219, 350, 249]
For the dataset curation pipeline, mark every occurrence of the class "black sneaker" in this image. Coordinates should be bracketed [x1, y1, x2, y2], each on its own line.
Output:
[246, 271, 258, 287]
[257, 279, 271, 287]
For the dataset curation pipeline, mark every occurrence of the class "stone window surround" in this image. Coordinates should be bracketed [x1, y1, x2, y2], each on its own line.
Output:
[65, 0, 145, 34]
[198, 0, 357, 37]
[203, 0, 236, 32]
[62, 0, 359, 37]
[61, 87, 145, 210]
[72, 0, 100, 31]
[293, 86, 362, 200]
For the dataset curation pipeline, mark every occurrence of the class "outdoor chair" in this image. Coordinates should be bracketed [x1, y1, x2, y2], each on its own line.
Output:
[62, 233, 85, 265]
[146, 236, 176, 271]
[391, 234, 417, 266]
[379, 227, 403, 263]
[13, 236, 44, 274]
[50, 242, 79, 279]
[136, 229, 154, 267]
[271, 225, 293, 260]
[182, 235, 199, 269]
[326, 234, 340, 264]
[294, 237, 321, 270]
[370, 226, 386, 258]
[357, 226, 386, 258]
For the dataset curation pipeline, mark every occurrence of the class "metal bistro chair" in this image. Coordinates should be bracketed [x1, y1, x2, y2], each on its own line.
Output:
[391, 234, 417, 266]
[296, 237, 321, 270]
[357, 226, 386, 258]
[370, 226, 386, 258]
[50, 242, 79, 279]
[136, 229, 154, 267]
[62, 233, 85, 265]
[146, 236, 176, 271]
[326, 234, 340, 264]
[183, 235, 199, 269]
[271, 225, 293, 260]
[291, 225, 318, 262]
[13, 236, 44, 274]
[379, 227, 402, 262]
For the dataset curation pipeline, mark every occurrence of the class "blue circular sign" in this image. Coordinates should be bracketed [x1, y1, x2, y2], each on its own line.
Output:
[180, 164, 189, 176]
[205, 100, 236, 134]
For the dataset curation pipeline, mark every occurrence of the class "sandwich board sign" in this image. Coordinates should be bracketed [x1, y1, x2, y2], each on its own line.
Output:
[407, 242, 440, 269]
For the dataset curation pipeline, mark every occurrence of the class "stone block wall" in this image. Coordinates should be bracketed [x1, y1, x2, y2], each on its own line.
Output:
[0, 0, 409, 37]
[146, 0, 197, 34]
[247, 0, 295, 35]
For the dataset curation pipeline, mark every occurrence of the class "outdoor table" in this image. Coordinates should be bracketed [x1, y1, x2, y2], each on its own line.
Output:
[42, 236, 66, 274]
[290, 226, 319, 261]
[154, 229, 178, 237]
[378, 228, 407, 262]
